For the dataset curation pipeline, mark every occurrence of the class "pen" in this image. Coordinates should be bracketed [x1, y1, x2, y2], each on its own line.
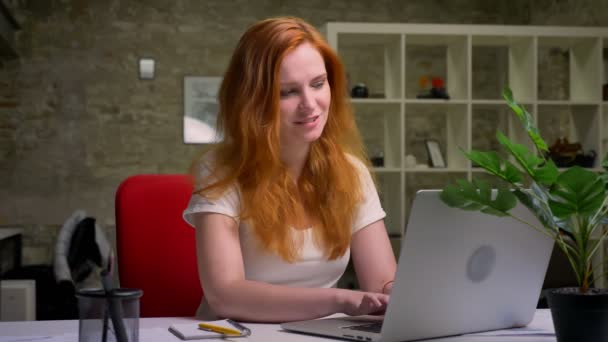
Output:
[227, 319, 251, 336]
[100, 253, 128, 342]
[198, 323, 242, 336]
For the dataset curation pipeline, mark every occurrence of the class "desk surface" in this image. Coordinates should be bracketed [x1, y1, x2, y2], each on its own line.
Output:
[0, 310, 556, 342]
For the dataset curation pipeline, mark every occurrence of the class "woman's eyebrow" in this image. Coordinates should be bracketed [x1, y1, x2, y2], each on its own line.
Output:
[280, 73, 327, 86]
[311, 73, 328, 82]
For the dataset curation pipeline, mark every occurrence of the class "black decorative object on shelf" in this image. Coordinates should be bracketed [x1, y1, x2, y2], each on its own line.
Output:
[370, 152, 384, 167]
[416, 76, 449, 100]
[351, 83, 369, 98]
[547, 138, 596, 168]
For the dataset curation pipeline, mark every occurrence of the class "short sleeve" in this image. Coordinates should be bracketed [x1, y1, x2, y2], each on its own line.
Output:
[349, 156, 386, 233]
[182, 156, 241, 227]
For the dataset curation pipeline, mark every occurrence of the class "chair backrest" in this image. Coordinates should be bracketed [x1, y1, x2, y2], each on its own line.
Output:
[115, 174, 202, 317]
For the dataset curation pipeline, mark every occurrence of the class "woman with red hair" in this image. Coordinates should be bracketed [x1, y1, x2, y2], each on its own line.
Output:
[184, 16, 396, 322]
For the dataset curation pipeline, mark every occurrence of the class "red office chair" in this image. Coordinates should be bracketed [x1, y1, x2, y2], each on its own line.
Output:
[115, 174, 203, 317]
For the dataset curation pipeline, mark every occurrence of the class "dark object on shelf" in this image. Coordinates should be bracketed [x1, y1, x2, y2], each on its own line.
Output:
[430, 77, 450, 100]
[416, 77, 450, 99]
[370, 152, 384, 167]
[574, 150, 596, 168]
[430, 87, 450, 99]
[351, 83, 369, 98]
[547, 138, 596, 168]
[603, 83, 608, 101]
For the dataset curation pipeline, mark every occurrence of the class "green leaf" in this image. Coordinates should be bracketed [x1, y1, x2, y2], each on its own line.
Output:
[495, 131, 539, 174]
[601, 153, 608, 190]
[534, 159, 559, 185]
[463, 149, 523, 185]
[600, 173, 608, 191]
[440, 179, 517, 217]
[495, 131, 558, 186]
[549, 167, 606, 218]
[502, 86, 548, 152]
[513, 186, 558, 232]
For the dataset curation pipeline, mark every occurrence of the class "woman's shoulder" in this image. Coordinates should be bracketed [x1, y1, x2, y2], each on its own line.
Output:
[191, 150, 232, 189]
[344, 153, 370, 175]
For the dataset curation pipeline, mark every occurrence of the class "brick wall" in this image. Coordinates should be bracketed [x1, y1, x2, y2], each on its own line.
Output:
[2, 0, 606, 270]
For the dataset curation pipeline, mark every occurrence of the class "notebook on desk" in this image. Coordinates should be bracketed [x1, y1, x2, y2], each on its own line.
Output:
[281, 189, 554, 342]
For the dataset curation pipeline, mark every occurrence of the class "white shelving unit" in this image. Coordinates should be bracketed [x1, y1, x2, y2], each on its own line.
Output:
[325, 23, 608, 286]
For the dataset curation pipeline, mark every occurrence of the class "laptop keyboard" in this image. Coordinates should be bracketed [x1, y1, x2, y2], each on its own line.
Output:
[345, 322, 383, 333]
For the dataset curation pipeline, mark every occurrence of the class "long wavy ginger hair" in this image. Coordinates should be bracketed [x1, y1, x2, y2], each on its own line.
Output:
[193, 17, 370, 263]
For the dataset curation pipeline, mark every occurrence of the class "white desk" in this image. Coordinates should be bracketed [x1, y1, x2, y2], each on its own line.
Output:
[0, 310, 556, 342]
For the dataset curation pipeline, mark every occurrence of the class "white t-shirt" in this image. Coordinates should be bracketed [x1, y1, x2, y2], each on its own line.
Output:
[183, 154, 386, 318]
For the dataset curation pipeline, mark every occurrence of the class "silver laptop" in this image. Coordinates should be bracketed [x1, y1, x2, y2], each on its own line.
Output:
[281, 189, 553, 342]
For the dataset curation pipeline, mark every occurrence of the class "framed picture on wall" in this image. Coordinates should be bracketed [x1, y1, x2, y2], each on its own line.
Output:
[425, 139, 446, 168]
[183, 76, 223, 144]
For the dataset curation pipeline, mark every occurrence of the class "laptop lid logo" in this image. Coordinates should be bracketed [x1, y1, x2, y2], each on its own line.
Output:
[467, 245, 496, 283]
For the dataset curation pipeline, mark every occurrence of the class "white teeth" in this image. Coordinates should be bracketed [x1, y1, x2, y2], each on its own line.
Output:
[298, 116, 317, 124]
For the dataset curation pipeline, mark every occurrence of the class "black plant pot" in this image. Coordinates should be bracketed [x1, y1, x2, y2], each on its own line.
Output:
[546, 287, 608, 342]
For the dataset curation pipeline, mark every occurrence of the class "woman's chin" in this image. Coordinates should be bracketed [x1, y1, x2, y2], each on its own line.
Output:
[282, 128, 325, 147]
[302, 131, 323, 144]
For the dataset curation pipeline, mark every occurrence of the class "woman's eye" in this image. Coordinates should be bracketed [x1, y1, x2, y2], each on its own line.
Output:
[280, 89, 297, 97]
[312, 80, 325, 89]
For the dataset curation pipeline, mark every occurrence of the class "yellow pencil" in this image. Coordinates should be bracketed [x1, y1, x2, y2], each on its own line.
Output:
[198, 322, 242, 336]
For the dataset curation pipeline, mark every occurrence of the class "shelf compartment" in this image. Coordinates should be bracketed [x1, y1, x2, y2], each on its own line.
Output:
[337, 33, 403, 99]
[405, 103, 468, 169]
[376, 172, 403, 236]
[405, 34, 468, 101]
[537, 104, 600, 168]
[538, 36, 601, 102]
[353, 102, 402, 168]
[472, 36, 535, 102]
[472, 103, 534, 157]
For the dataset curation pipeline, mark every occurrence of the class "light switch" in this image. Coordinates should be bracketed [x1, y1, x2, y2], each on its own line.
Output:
[139, 58, 155, 80]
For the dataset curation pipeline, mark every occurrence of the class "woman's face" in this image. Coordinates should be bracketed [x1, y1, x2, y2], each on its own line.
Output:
[278, 42, 331, 149]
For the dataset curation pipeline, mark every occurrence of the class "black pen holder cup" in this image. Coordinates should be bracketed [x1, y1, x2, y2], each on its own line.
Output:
[76, 288, 143, 342]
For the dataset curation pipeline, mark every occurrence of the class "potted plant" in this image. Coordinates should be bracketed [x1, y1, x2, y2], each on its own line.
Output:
[440, 86, 608, 342]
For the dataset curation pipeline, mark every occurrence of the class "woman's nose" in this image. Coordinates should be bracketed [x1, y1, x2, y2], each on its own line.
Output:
[298, 90, 315, 112]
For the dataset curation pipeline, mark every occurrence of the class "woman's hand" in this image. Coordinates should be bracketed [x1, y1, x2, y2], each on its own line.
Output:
[338, 290, 389, 316]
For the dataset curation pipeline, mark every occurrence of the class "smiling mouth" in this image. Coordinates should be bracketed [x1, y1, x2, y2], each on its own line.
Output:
[295, 115, 319, 124]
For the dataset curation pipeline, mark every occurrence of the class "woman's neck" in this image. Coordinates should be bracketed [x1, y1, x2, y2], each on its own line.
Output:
[280, 143, 310, 180]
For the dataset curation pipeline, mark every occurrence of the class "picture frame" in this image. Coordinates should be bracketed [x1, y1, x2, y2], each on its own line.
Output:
[183, 76, 222, 144]
[425, 139, 446, 168]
